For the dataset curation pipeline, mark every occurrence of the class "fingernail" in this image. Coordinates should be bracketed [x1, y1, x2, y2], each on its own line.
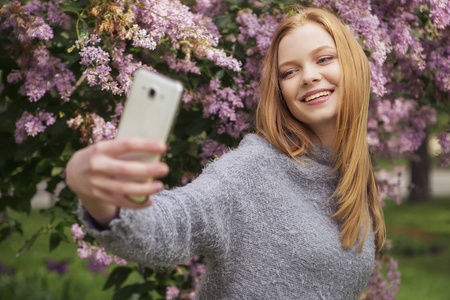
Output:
[158, 164, 169, 174]
[154, 181, 164, 191]
[157, 141, 166, 151]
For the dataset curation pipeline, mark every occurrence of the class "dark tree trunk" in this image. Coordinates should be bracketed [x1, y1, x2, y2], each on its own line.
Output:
[408, 134, 431, 203]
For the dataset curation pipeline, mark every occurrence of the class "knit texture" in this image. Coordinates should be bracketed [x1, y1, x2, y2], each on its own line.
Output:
[80, 134, 375, 299]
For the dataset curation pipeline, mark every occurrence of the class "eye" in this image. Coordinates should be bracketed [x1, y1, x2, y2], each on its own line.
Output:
[280, 69, 296, 79]
[317, 56, 334, 64]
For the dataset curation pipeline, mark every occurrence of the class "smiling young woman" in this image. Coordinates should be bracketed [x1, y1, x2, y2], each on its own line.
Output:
[277, 22, 341, 146]
[67, 5, 385, 300]
[257, 7, 385, 254]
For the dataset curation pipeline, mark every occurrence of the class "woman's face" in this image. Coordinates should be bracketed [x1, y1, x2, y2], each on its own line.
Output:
[278, 22, 340, 137]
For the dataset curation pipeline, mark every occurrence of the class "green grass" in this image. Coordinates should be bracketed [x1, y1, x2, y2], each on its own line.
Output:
[0, 209, 116, 300]
[383, 197, 450, 300]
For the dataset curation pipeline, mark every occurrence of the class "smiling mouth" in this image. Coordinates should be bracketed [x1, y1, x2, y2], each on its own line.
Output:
[301, 90, 333, 102]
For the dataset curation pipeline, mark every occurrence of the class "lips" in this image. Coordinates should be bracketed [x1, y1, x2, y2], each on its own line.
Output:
[300, 89, 334, 102]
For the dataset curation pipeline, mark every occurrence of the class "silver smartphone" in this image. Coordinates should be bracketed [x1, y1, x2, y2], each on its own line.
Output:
[116, 69, 183, 203]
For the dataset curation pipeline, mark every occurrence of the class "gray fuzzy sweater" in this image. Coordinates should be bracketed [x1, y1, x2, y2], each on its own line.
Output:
[81, 134, 375, 299]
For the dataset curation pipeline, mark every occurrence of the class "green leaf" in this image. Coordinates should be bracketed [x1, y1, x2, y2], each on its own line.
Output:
[215, 70, 225, 79]
[14, 139, 41, 160]
[17, 229, 43, 256]
[49, 232, 62, 252]
[79, 19, 90, 39]
[215, 14, 233, 30]
[113, 284, 140, 300]
[103, 266, 134, 290]
[136, 281, 156, 294]
[0, 227, 12, 243]
[185, 118, 211, 136]
[2, 194, 32, 214]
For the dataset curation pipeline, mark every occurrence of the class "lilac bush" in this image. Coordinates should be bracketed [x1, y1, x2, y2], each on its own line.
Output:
[0, 0, 448, 299]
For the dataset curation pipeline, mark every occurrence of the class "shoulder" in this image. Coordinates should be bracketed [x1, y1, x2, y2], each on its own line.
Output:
[203, 133, 338, 185]
[206, 134, 285, 173]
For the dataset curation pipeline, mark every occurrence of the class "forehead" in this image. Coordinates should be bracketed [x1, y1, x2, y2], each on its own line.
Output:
[278, 22, 336, 63]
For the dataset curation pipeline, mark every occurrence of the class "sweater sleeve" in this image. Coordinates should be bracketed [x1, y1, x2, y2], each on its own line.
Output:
[79, 161, 233, 267]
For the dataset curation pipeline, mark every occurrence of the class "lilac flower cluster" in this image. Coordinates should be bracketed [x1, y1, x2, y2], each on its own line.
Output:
[368, 98, 436, 159]
[70, 0, 241, 100]
[7, 45, 75, 102]
[436, 132, 450, 167]
[165, 54, 201, 75]
[165, 286, 181, 299]
[1, 1, 74, 103]
[360, 255, 401, 300]
[376, 167, 406, 205]
[183, 76, 254, 154]
[71, 223, 127, 271]
[77, 35, 120, 95]
[0, 0, 53, 43]
[199, 138, 228, 166]
[236, 8, 280, 73]
[165, 255, 205, 299]
[67, 112, 118, 144]
[130, 0, 240, 71]
[193, 0, 230, 18]
[112, 42, 156, 97]
[45, 259, 69, 275]
[428, 0, 450, 29]
[14, 110, 55, 143]
[423, 33, 450, 96]
[0, 263, 16, 276]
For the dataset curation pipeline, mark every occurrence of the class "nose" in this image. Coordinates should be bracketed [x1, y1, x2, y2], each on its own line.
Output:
[301, 65, 322, 86]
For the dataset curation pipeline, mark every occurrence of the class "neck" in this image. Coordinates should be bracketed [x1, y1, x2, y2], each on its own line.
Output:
[309, 122, 336, 148]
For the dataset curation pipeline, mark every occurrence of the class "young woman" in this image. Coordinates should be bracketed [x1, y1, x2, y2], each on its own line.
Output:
[67, 6, 385, 299]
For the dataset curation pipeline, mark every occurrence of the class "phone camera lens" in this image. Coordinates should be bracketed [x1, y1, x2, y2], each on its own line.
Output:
[149, 88, 156, 98]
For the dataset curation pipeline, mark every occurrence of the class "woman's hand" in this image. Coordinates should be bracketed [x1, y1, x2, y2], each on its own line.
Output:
[66, 138, 169, 227]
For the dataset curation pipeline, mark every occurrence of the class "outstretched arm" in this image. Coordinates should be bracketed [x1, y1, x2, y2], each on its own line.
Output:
[66, 138, 169, 227]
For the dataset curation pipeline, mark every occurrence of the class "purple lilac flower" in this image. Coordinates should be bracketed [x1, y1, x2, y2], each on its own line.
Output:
[45, 259, 69, 275]
[165, 54, 201, 75]
[363, 256, 401, 300]
[90, 113, 118, 143]
[0, 1, 54, 43]
[15, 110, 56, 143]
[193, 0, 230, 18]
[0, 263, 16, 276]
[79, 46, 110, 66]
[86, 257, 108, 275]
[129, 25, 157, 50]
[71, 223, 86, 241]
[236, 9, 279, 57]
[436, 132, 450, 167]
[7, 45, 75, 102]
[369, 97, 436, 159]
[199, 138, 227, 165]
[428, 0, 450, 29]
[74, 239, 126, 271]
[166, 286, 180, 299]
[376, 167, 405, 205]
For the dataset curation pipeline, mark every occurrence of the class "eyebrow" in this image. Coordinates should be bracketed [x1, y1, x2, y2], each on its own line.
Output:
[278, 45, 337, 70]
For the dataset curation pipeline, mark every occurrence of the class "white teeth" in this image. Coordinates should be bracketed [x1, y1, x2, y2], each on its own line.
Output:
[304, 91, 332, 102]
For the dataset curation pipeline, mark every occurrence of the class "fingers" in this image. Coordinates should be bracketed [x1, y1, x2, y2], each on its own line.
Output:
[92, 138, 167, 157]
[67, 137, 170, 217]
[89, 155, 169, 179]
[90, 175, 164, 197]
[87, 187, 155, 210]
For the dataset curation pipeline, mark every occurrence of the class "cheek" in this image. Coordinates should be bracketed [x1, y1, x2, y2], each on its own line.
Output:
[330, 64, 341, 85]
[280, 81, 297, 103]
